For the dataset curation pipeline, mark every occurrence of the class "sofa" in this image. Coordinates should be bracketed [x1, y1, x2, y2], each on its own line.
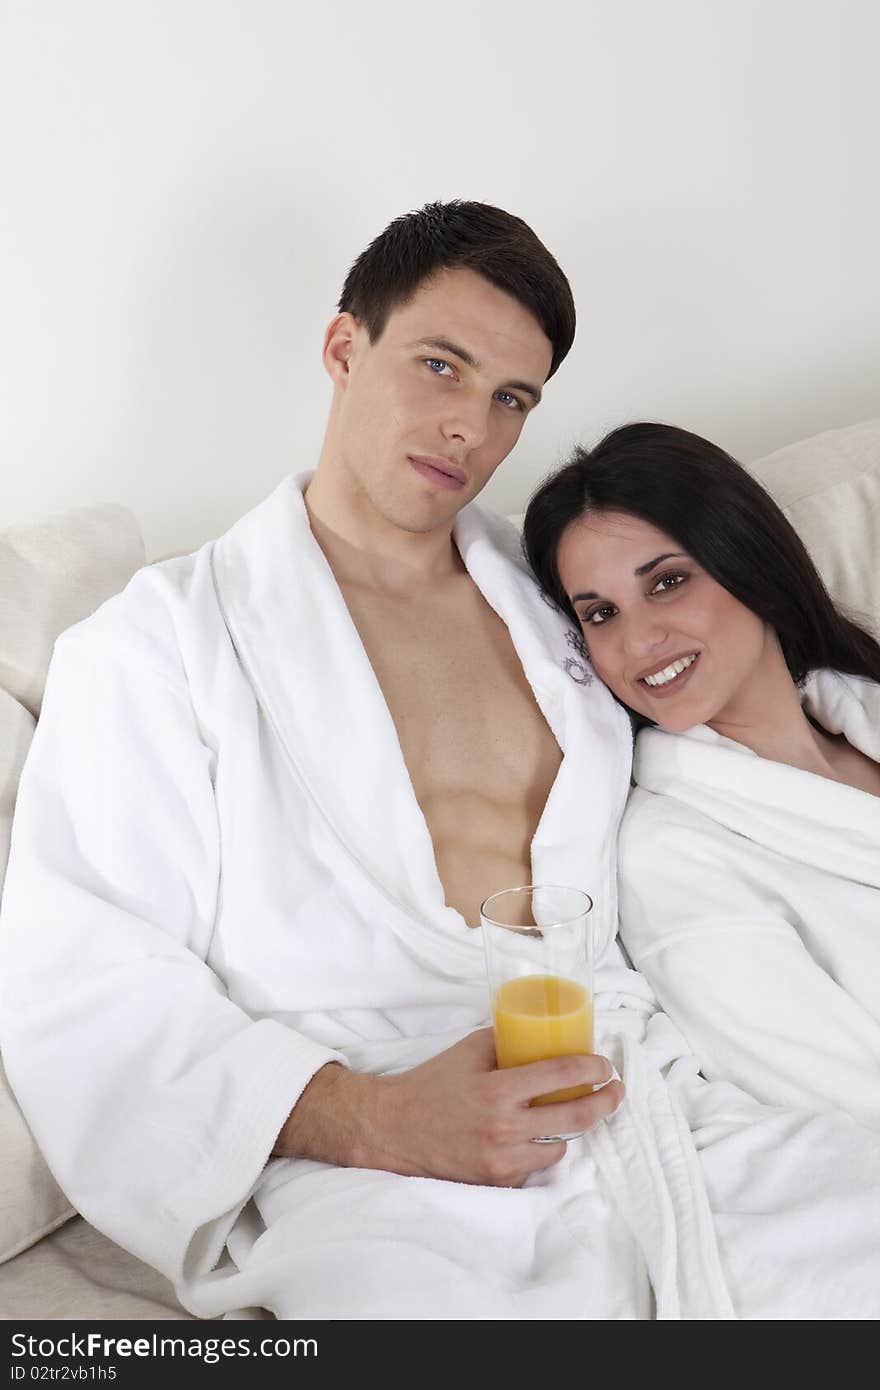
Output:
[1, 419, 878, 1319]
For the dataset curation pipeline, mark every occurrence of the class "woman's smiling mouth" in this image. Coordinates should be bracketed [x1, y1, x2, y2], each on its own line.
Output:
[637, 652, 700, 696]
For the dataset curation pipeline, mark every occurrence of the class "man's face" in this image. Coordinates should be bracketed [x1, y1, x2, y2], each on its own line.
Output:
[324, 267, 553, 533]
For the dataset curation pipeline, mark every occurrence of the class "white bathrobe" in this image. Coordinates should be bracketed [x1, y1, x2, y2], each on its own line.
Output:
[2, 480, 880, 1321]
[620, 671, 880, 1129]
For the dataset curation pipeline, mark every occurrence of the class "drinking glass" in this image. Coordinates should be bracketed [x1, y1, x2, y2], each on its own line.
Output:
[481, 884, 594, 1138]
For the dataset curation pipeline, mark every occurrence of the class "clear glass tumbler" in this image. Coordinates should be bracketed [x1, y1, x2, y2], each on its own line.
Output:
[480, 885, 595, 1125]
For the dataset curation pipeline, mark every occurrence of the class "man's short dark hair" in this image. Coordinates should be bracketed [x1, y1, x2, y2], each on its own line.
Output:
[338, 200, 575, 379]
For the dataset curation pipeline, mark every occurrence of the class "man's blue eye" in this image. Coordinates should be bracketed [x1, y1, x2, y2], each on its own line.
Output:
[496, 391, 522, 411]
[426, 358, 451, 374]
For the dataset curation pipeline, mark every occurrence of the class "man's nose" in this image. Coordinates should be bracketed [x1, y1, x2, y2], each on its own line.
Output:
[440, 390, 490, 451]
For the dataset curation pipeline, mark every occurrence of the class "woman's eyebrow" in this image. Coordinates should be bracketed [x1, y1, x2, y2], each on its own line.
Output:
[634, 552, 686, 576]
[570, 552, 687, 602]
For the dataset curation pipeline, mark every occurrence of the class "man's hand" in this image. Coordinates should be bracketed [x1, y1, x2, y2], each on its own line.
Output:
[274, 1028, 624, 1187]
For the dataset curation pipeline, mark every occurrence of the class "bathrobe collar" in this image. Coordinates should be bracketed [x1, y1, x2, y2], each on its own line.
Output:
[210, 475, 632, 977]
[634, 669, 880, 889]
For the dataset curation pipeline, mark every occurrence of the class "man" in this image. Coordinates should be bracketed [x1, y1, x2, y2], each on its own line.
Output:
[273, 204, 626, 1184]
[2, 202, 879, 1320]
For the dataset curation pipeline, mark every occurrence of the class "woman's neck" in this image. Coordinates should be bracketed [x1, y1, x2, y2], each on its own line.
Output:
[705, 644, 880, 796]
[706, 642, 836, 776]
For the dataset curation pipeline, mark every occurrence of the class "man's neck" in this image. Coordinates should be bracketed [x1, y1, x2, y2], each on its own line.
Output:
[304, 460, 466, 596]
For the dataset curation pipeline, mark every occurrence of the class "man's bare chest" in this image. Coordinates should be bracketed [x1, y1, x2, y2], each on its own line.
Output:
[342, 583, 561, 800]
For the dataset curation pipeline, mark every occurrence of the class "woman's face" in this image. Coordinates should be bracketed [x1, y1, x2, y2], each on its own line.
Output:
[555, 511, 771, 733]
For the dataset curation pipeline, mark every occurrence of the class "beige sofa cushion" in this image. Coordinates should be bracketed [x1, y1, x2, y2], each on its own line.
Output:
[0, 504, 145, 720]
[0, 1216, 195, 1320]
[0, 504, 145, 1263]
[750, 418, 880, 635]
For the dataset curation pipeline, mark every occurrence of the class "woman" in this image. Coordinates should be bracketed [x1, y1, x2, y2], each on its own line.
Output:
[523, 422, 880, 1129]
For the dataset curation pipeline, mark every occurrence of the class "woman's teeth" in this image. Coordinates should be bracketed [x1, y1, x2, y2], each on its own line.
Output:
[643, 653, 697, 688]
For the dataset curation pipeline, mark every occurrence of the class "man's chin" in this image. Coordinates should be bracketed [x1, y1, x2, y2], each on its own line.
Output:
[383, 492, 472, 535]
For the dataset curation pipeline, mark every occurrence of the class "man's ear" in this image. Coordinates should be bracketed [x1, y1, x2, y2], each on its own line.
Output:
[322, 312, 365, 389]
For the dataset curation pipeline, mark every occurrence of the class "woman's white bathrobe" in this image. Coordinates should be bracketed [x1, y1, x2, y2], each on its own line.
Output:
[2, 481, 880, 1321]
[620, 671, 880, 1129]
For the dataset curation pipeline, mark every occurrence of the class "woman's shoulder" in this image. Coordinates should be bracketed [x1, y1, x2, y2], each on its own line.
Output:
[619, 781, 719, 868]
[618, 767, 770, 899]
[803, 669, 880, 751]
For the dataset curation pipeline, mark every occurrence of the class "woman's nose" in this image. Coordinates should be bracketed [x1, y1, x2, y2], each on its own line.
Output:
[621, 609, 669, 657]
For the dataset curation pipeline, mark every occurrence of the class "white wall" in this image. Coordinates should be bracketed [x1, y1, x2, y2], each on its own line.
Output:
[2, 0, 879, 559]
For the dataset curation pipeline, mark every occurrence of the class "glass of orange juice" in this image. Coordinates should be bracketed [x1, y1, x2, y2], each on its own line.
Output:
[481, 885, 594, 1140]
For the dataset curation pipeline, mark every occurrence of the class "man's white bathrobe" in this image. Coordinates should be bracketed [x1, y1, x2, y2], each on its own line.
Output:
[2, 480, 880, 1321]
[620, 671, 880, 1130]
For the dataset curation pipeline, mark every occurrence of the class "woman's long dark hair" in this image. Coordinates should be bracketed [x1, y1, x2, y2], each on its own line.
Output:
[523, 422, 880, 686]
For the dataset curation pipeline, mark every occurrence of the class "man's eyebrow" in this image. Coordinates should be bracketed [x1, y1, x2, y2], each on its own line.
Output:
[414, 336, 478, 368]
[570, 554, 687, 604]
[411, 337, 543, 406]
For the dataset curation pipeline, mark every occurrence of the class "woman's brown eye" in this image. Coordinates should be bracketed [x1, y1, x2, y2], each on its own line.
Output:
[585, 606, 613, 625]
[654, 572, 685, 593]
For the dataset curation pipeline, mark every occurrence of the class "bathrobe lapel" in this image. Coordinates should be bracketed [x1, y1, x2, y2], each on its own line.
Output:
[454, 501, 633, 960]
[211, 475, 632, 976]
[634, 670, 880, 889]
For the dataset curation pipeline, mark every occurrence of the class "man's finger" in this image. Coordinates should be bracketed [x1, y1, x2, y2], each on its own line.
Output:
[515, 1138, 568, 1179]
[522, 1078, 625, 1141]
[501, 1051, 616, 1103]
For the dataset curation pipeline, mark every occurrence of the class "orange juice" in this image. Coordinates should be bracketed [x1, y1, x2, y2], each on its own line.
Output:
[492, 974, 594, 1106]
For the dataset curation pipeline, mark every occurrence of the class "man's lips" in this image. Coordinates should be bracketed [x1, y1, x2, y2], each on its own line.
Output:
[408, 454, 468, 490]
